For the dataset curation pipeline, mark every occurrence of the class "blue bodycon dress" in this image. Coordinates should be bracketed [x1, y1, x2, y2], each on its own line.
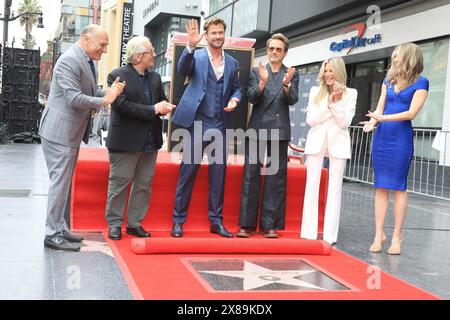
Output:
[372, 76, 429, 191]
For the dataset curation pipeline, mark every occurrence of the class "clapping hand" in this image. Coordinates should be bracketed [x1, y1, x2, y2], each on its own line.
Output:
[332, 81, 345, 95]
[360, 111, 382, 133]
[359, 120, 376, 133]
[186, 19, 205, 47]
[103, 77, 126, 106]
[224, 98, 239, 112]
[155, 101, 176, 115]
[283, 67, 296, 86]
[328, 81, 345, 104]
[365, 111, 384, 122]
[258, 61, 269, 84]
[111, 77, 126, 95]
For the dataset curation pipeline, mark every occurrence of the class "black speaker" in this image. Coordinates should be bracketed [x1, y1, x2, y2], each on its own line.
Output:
[11, 85, 39, 102]
[9, 102, 37, 121]
[1, 47, 41, 135]
[11, 68, 40, 86]
[13, 49, 40, 68]
[1, 101, 39, 134]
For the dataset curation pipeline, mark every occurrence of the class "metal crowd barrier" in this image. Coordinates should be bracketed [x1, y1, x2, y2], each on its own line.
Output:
[345, 126, 450, 200]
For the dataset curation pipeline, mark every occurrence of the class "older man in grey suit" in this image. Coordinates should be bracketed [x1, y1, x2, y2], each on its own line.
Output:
[39, 25, 125, 251]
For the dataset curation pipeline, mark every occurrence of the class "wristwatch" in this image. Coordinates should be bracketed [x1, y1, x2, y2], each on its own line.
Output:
[283, 82, 291, 88]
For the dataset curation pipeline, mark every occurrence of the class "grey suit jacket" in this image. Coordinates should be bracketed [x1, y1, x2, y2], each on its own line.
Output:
[39, 43, 104, 148]
[247, 64, 299, 141]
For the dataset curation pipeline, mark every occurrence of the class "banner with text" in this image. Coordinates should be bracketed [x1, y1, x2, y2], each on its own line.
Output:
[120, 2, 134, 67]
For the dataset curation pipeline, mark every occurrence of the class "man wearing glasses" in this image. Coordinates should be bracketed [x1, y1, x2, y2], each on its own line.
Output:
[104, 36, 175, 240]
[237, 33, 299, 238]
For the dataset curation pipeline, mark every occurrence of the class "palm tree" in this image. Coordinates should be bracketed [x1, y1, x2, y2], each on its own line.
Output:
[21, 37, 36, 49]
[17, 0, 42, 49]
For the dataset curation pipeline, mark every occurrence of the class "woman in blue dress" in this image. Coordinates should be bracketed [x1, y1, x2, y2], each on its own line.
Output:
[361, 43, 429, 255]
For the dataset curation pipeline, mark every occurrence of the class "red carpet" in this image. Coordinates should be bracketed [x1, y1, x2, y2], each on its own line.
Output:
[71, 148, 329, 234]
[107, 235, 440, 300]
[73, 149, 439, 300]
[131, 237, 331, 255]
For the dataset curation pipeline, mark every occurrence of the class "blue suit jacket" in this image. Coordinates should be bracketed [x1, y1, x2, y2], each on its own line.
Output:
[171, 47, 242, 128]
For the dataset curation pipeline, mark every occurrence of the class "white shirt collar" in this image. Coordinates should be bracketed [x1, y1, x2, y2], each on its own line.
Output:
[206, 46, 225, 80]
[206, 46, 225, 60]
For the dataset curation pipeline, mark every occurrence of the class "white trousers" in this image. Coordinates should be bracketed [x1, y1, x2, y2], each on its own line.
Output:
[301, 146, 347, 244]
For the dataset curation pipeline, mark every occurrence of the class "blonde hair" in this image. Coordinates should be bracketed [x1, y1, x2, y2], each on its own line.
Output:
[203, 17, 227, 32]
[314, 57, 347, 104]
[386, 42, 423, 87]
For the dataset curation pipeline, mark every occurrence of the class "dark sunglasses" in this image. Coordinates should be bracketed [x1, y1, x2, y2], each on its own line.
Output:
[268, 47, 284, 53]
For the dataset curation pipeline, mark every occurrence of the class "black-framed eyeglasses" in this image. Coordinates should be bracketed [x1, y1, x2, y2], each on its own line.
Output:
[268, 47, 284, 53]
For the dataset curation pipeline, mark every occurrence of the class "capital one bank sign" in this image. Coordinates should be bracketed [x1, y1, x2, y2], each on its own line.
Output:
[330, 5, 383, 54]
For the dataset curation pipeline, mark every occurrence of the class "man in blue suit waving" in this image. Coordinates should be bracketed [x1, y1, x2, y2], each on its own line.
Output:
[171, 17, 241, 238]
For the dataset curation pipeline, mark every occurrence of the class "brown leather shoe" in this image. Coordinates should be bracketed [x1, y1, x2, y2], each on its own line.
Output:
[261, 229, 279, 238]
[236, 227, 257, 238]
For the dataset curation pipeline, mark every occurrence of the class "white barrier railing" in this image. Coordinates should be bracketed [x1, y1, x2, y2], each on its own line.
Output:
[345, 126, 450, 200]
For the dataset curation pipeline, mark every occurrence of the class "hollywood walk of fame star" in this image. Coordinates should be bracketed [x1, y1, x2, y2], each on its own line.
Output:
[201, 261, 327, 291]
[80, 240, 114, 258]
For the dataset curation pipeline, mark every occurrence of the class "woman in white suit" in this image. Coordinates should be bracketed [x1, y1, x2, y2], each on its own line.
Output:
[300, 57, 357, 245]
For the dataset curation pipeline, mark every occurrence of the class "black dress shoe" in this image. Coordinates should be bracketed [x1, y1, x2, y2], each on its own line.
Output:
[44, 235, 80, 252]
[126, 226, 151, 238]
[171, 223, 183, 238]
[62, 230, 83, 243]
[210, 223, 234, 238]
[108, 227, 122, 240]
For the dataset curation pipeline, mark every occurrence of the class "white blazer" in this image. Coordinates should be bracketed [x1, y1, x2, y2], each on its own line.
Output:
[304, 86, 357, 159]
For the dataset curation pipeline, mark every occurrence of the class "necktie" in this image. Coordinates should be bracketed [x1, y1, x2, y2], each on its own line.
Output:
[88, 59, 96, 83]
[83, 59, 96, 144]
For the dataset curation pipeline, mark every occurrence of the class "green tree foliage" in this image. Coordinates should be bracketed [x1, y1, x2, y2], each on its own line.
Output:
[18, 0, 42, 49]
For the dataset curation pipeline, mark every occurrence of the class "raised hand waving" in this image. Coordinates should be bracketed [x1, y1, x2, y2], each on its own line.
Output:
[186, 19, 205, 47]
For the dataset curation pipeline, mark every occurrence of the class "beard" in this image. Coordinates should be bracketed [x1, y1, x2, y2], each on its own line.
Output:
[269, 56, 282, 64]
[208, 39, 224, 49]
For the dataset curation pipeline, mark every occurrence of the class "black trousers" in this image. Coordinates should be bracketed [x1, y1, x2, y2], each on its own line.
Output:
[238, 139, 289, 230]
